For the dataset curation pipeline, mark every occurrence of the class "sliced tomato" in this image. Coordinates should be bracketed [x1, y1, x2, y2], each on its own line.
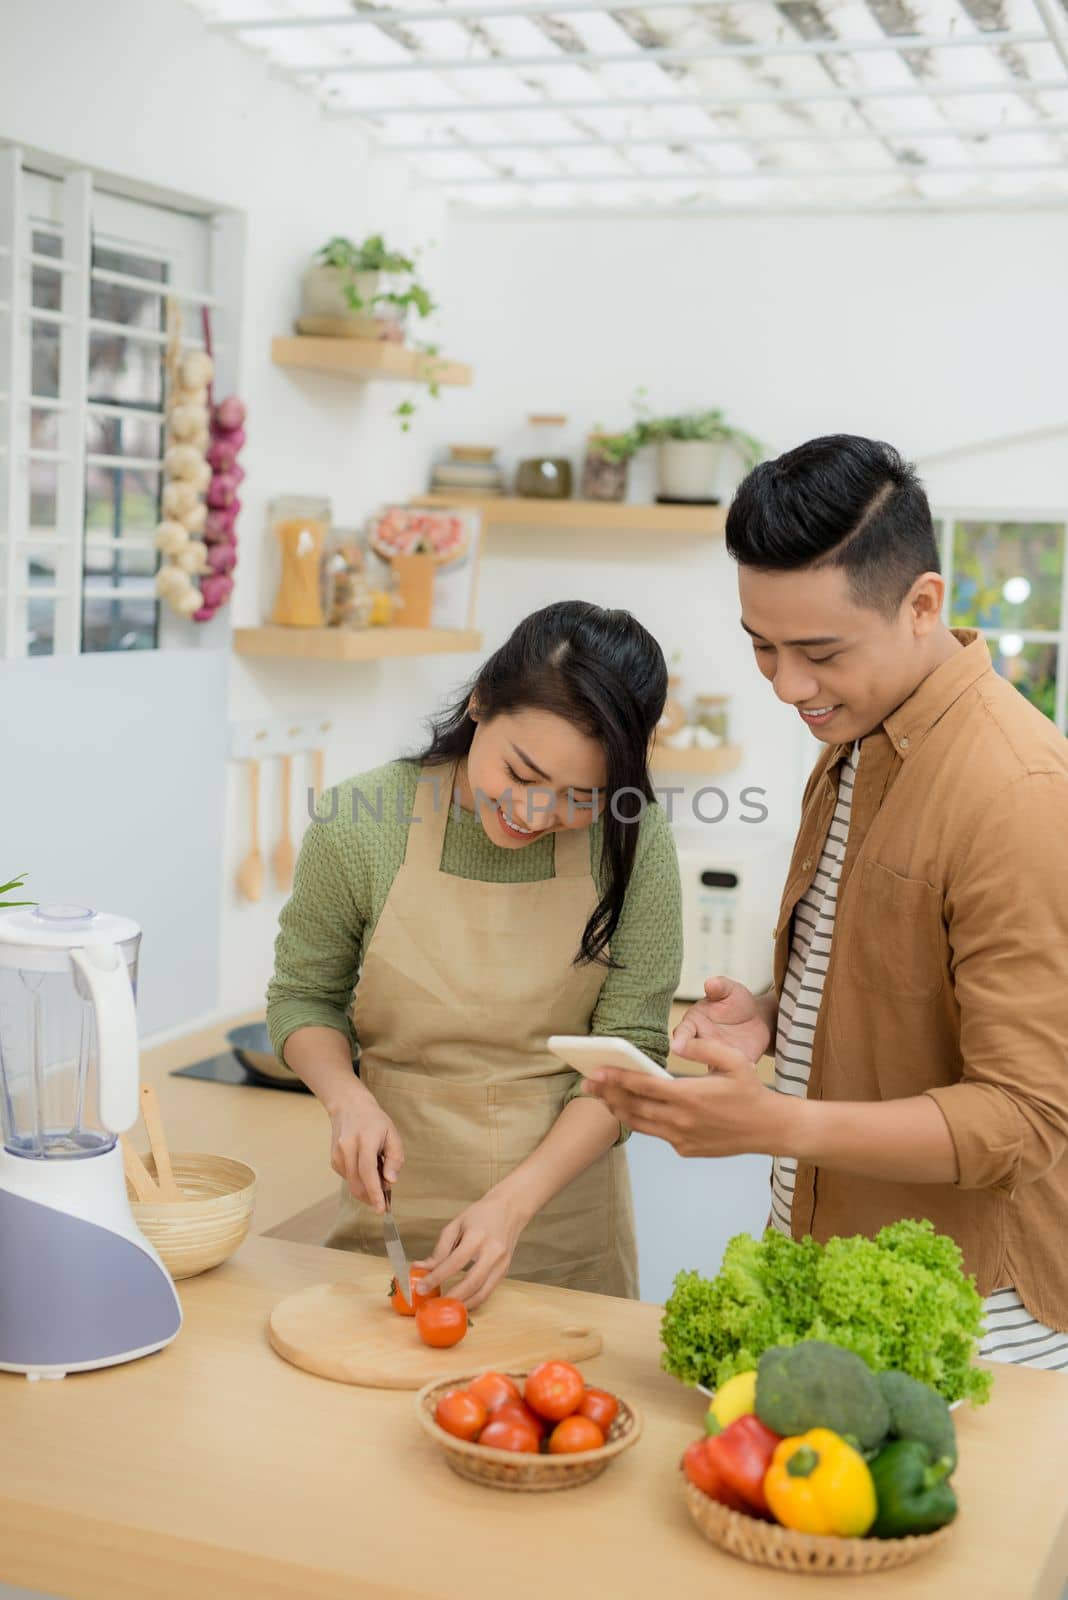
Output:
[415, 1296, 468, 1349]
[389, 1265, 439, 1317]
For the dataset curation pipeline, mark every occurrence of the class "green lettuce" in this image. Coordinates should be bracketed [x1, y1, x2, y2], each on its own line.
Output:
[660, 1220, 992, 1405]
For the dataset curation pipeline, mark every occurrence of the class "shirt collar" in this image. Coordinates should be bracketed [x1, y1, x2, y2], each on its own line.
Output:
[882, 630, 991, 759]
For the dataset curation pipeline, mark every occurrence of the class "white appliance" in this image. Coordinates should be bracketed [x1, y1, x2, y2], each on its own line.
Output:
[674, 831, 794, 1001]
[0, 904, 181, 1378]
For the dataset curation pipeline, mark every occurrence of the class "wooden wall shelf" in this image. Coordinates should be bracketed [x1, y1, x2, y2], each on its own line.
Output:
[271, 337, 472, 387]
[412, 496, 725, 536]
[233, 626, 483, 662]
[650, 743, 743, 776]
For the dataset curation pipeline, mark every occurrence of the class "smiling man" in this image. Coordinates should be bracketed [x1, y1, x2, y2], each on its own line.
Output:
[585, 434, 1068, 1369]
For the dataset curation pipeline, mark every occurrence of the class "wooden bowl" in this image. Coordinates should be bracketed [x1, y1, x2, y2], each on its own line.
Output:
[681, 1476, 953, 1575]
[416, 1372, 642, 1492]
[127, 1153, 257, 1280]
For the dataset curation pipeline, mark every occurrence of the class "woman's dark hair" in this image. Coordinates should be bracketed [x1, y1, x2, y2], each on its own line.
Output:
[726, 435, 940, 616]
[412, 600, 667, 967]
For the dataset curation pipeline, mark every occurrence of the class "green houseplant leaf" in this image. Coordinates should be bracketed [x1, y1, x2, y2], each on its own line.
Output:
[0, 872, 33, 908]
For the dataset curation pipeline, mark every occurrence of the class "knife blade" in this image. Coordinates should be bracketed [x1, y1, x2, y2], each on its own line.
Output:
[379, 1161, 411, 1306]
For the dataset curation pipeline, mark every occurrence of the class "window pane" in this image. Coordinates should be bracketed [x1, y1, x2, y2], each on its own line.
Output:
[29, 462, 58, 530]
[31, 407, 59, 450]
[32, 323, 60, 399]
[88, 332, 165, 407]
[85, 464, 161, 536]
[93, 246, 166, 285]
[86, 411, 163, 462]
[26, 598, 55, 658]
[990, 639, 1058, 723]
[952, 521, 1065, 632]
[83, 541, 157, 579]
[82, 593, 158, 654]
[23, 546, 58, 588]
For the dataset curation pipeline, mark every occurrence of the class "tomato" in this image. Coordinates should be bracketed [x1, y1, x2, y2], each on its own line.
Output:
[492, 1400, 546, 1441]
[467, 1372, 522, 1414]
[681, 1437, 747, 1511]
[578, 1388, 619, 1433]
[415, 1296, 468, 1348]
[524, 1361, 585, 1422]
[389, 1265, 438, 1317]
[548, 1415, 605, 1454]
[434, 1389, 487, 1442]
[479, 1417, 540, 1454]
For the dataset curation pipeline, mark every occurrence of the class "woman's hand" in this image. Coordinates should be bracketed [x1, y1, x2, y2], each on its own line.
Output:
[328, 1083, 405, 1215]
[414, 1189, 533, 1311]
[671, 975, 774, 1065]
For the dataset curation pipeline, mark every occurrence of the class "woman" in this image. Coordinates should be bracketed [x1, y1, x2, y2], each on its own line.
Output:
[267, 601, 682, 1307]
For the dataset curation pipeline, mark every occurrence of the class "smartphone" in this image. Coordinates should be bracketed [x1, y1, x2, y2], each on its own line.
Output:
[546, 1034, 673, 1081]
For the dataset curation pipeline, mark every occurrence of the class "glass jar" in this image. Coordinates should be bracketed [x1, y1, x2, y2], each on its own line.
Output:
[580, 436, 629, 503]
[693, 693, 730, 744]
[515, 414, 573, 500]
[268, 494, 331, 628]
[323, 529, 375, 630]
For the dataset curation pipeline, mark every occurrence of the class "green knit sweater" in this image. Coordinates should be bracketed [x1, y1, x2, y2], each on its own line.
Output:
[267, 760, 683, 1092]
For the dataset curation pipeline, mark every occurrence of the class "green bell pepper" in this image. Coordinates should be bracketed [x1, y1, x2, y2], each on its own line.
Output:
[869, 1439, 958, 1539]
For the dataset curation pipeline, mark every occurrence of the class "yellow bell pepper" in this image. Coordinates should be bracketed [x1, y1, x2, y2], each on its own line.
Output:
[764, 1428, 877, 1538]
[707, 1370, 757, 1433]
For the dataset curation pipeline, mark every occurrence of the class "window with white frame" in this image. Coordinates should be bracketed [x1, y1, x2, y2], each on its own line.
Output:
[0, 149, 223, 658]
[936, 514, 1068, 735]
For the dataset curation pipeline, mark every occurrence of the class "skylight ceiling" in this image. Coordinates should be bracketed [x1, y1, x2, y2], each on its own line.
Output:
[191, 0, 1068, 212]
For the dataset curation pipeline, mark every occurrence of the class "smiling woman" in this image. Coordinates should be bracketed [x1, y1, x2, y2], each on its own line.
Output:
[267, 601, 683, 1308]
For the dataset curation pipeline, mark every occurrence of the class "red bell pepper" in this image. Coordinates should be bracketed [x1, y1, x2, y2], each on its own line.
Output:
[704, 1415, 781, 1518]
[682, 1437, 748, 1512]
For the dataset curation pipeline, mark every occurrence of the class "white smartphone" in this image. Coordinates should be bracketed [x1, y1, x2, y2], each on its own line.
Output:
[546, 1034, 673, 1081]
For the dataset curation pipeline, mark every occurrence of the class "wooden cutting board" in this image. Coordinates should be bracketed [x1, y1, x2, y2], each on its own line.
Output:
[268, 1264, 603, 1389]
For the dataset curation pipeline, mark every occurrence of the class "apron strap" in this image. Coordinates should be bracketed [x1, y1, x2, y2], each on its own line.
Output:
[553, 826, 592, 879]
[402, 762, 456, 872]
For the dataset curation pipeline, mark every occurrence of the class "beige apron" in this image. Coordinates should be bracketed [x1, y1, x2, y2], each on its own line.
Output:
[323, 761, 639, 1298]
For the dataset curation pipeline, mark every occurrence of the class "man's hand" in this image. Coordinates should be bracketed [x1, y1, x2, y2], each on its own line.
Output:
[672, 976, 774, 1066]
[583, 1035, 789, 1157]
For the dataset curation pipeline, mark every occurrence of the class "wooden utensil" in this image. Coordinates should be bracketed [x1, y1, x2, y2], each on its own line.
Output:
[311, 748, 324, 802]
[273, 754, 295, 891]
[267, 1265, 602, 1390]
[139, 1083, 181, 1202]
[236, 759, 264, 902]
[120, 1134, 159, 1202]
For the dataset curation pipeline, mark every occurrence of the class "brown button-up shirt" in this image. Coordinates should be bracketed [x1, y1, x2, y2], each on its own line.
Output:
[774, 629, 1068, 1327]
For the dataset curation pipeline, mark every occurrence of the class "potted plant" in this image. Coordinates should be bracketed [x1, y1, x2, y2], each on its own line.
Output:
[580, 427, 641, 503]
[301, 234, 435, 343]
[634, 404, 763, 505]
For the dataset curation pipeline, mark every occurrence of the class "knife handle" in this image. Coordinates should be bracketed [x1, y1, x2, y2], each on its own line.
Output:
[378, 1151, 392, 1211]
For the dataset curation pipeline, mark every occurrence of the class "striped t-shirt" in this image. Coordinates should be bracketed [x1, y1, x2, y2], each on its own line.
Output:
[771, 743, 1068, 1372]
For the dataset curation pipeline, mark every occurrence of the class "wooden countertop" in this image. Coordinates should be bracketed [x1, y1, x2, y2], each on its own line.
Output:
[0, 1234, 1065, 1600]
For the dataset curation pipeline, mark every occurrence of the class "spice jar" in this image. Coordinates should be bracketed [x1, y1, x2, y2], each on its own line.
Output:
[323, 530, 374, 630]
[693, 694, 730, 744]
[580, 435, 629, 503]
[515, 415, 573, 500]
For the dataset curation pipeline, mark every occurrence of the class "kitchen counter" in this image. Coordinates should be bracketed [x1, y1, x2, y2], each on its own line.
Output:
[0, 1234, 1065, 1600]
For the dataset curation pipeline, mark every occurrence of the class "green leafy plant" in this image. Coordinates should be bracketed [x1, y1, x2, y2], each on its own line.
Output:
[632, 390, 763, 467]
[0, 872, 33, 908]
[586, 427, 643, 465]
[315, 233, 436, 321]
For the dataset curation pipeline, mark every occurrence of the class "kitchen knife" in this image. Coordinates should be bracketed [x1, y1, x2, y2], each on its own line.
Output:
[379, 1159, 412, 1306]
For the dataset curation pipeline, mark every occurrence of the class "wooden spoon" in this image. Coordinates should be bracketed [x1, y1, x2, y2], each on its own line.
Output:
[139, 1083, 181, 1201]
[236, 759, 264, 902]
[273, 754, 295, 891]
[120, 1134, 159, 1202]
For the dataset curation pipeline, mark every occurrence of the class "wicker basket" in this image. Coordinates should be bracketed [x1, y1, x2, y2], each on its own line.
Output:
[127, 1153, 256, 1280]
[416, 1373, 642, 1492]
[681, 1477, 953, 1575]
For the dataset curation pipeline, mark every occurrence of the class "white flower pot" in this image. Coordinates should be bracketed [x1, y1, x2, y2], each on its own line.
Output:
[300, 264, 409, 341]
[656, 439, 724, 504]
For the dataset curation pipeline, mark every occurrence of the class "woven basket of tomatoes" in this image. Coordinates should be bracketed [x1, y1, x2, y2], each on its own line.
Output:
[416, 1363, 642, 1492]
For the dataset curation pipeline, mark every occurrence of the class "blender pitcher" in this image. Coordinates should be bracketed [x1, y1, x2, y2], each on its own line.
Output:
[0, 905, 181, 1377]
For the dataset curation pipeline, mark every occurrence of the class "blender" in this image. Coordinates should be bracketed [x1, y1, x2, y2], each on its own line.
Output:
[0, 905, 182, 1378]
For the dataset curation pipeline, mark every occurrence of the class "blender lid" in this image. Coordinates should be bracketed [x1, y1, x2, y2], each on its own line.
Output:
[0, 905, 142, 970]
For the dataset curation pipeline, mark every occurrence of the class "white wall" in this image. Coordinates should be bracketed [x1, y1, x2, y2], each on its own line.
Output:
[2, 0, 465, 1027]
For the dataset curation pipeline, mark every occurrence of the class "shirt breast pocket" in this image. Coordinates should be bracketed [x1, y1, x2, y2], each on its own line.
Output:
[847, 859, 946, 1003]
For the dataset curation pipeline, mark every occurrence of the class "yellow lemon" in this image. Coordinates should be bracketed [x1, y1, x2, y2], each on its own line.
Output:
[709, 1369, 758, 1431]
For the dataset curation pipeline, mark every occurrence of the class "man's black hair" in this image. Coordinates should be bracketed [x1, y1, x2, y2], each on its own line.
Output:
[725, 435, 940, 616]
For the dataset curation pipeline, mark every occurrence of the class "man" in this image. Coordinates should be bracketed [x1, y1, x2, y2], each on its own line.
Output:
[585, 434, 1068, 1367]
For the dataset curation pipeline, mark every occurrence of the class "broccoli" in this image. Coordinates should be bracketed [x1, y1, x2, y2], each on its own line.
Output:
[877, 1370, 957, 1471]
[755, 1340, 890, 1451]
